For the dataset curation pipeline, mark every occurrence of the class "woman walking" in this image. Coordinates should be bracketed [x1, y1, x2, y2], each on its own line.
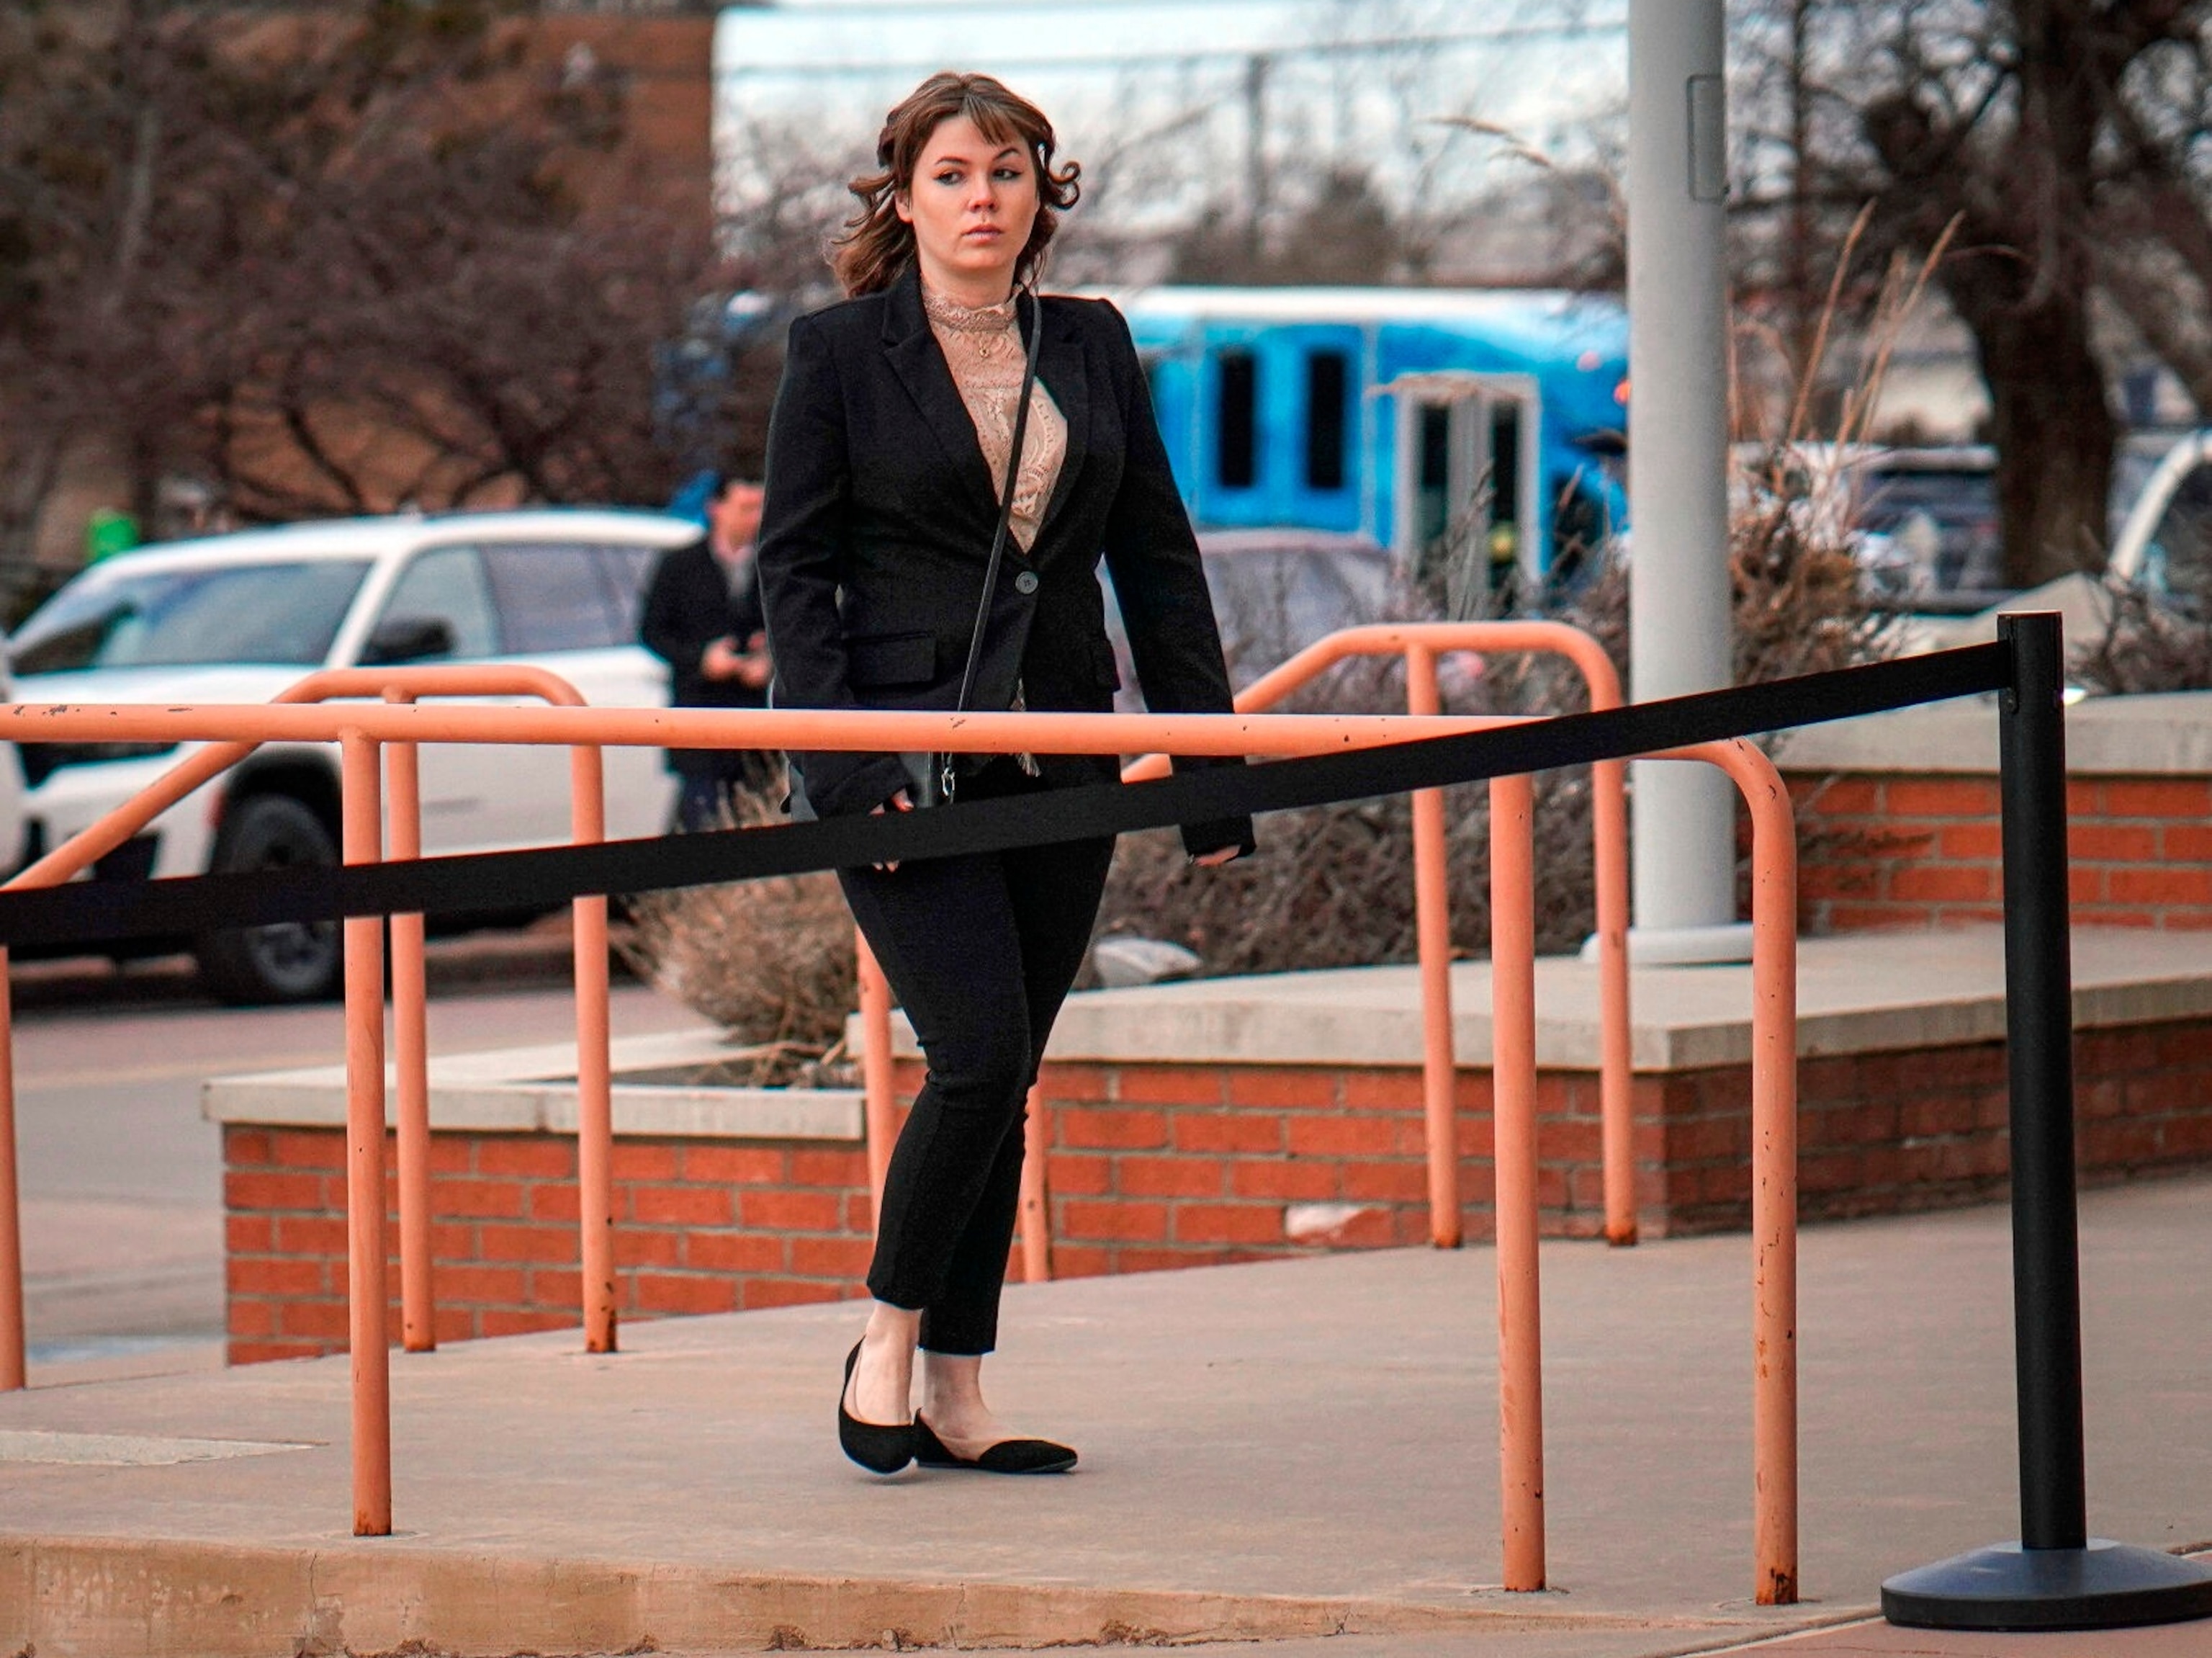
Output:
[756, 71, 1252, 1476]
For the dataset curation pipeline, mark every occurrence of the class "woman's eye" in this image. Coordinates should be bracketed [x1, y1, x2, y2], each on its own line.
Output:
[994, 167, 1022, 182]
[934, 170, 961, 186]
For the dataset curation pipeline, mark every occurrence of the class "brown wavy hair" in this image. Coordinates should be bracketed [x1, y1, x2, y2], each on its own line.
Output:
[830, 71, 1082, 299]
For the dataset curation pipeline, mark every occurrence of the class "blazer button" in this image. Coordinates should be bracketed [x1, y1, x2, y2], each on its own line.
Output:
[1013, 570, 1040, 595]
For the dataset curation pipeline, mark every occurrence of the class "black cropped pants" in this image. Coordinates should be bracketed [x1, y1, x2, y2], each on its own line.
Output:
[837, 766, 1115, 1356]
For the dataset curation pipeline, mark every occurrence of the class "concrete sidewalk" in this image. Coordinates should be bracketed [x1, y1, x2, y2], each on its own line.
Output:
[2, 1173, 2208, 1656]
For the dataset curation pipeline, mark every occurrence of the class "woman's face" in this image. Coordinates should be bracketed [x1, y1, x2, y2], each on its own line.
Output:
[895, 113, 1037, 301]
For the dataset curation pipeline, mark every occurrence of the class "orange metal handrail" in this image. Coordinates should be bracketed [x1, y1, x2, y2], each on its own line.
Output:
[0, 694, 1798, 1606]
[855, 620, 1632, 1282]
[367, 670, 616, 1359]
[0, 699, 1503, 1407]
[0, 666, 619, 1399]
[1481, 734, 1797, 1597]
[1127, 620, 1632, 1252]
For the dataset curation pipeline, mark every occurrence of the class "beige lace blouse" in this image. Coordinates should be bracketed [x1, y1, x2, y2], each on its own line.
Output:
[922, 284, 1066, 552]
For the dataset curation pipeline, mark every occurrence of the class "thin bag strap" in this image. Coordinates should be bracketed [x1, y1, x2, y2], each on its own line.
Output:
[950, 285, 1044, 722]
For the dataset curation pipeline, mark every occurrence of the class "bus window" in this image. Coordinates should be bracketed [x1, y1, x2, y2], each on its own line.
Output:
[1304, 350, 1349, 491]
[1488, 401, 1522, 576]
[1216, 349, 1259, 489]
[1417, 404, 1452, 547]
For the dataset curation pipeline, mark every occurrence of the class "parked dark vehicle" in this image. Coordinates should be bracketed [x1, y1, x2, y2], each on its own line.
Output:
[1101, 527, 1403, 709]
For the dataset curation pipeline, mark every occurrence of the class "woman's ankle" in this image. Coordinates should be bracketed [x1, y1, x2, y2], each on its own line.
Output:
[917, 1351, 991, 1424]
[848, 1304, 921, 1422]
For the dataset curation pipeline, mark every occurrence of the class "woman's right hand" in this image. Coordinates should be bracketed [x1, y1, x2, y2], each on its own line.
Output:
[871, 788, 914, 871]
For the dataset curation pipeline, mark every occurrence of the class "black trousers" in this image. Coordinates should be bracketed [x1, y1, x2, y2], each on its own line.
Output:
[837, 764, 1115, 1356]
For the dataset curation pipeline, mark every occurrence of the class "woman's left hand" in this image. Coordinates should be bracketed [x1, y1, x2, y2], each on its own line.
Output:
[1190, 846, 1241, 869]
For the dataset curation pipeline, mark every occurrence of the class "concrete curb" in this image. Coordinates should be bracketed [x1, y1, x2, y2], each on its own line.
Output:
[0, 1533, 1797, 1655]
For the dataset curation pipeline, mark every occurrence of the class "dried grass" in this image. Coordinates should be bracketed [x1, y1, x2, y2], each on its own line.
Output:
[2070, 578, 2212, 694]
[613, 784, 858, 1086]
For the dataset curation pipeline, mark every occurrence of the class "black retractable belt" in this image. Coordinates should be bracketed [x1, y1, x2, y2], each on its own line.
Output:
[0, 641, 2011, 951]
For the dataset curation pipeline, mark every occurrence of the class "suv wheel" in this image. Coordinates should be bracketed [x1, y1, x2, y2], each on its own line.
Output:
[195, 793, 343, 1005]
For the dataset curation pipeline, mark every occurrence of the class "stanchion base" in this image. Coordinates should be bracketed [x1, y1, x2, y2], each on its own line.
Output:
[1882, 1540, 2212, 1631]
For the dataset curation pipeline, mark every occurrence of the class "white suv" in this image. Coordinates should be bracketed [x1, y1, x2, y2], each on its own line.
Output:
[9, 509, 697, 1003]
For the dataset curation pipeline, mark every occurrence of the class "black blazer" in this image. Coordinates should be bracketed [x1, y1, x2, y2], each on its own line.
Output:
[755, 264, 1252, 858]
[637, 534, 767, 779]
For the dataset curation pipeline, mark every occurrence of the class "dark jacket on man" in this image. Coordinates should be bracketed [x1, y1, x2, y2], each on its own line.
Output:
[755, 265, 1252, 859]
[639, 534, 768, 781]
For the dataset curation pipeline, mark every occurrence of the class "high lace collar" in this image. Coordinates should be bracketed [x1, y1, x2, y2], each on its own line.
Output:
[921, 282, 1018, 334]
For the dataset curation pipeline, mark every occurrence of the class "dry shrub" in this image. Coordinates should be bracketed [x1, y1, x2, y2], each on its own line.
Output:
[1092, 554, 1617, 980]
[1728, 463, 1901, 685]
[1090, 774, 1601, 981]
[614, 787, 858, 1086]
[2070, 578, 2212, 694]
[1727, 204, 1954, 684]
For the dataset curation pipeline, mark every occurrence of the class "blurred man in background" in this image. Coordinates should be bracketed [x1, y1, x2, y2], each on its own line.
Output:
[641, 474, 775, 830]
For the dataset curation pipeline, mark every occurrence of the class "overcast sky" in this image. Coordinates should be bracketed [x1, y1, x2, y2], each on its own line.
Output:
[711, 0, 1627, 228]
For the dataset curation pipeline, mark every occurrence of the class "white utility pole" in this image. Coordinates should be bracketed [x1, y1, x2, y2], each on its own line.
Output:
[1624, 0, 1747, 961]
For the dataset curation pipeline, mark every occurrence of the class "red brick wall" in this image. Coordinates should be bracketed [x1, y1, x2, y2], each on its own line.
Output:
[222, 1025, 2212, 1363]
[224, 1133, 873, 1366]
[1789, 773, 2212, 933]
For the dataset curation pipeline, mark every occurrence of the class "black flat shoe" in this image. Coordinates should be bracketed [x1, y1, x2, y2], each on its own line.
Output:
[914, 1415, 1078, 1474]
[838, 1340, 916, 1475]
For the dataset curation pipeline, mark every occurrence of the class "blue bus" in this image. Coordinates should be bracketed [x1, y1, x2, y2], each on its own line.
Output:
[1109, 286, 1630, 586]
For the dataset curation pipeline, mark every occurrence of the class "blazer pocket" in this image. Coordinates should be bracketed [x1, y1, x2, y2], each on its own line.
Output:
[1091, 637, 1124, 692]
[846, 629, 938, 689]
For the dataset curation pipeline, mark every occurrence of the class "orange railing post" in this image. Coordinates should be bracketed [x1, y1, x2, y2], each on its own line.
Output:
[1020, 1083, 1052, 1282]
[1637, 739, 1799, 1604]
[1593, 745, 1635, 1245]
[1480, 738, 1796, 1600]
[855, 934, 897, 1225]
[338, 729, 393, 1538]
[1112, 622, 1632, 1255]
[1490, 769, 1545, 1589]
[384, 693, 435, 1354]
[1696, 739, 1800, 1605]
[1404, 642, 1463, 1249]
[571, 740, 616, 1354]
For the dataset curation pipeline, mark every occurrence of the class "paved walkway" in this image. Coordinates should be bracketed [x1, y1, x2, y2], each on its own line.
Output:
[2, 1173, 2208, 1657]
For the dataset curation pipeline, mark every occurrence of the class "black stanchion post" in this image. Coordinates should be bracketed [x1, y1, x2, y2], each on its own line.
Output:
[2002, 608, 2087, 1554]
[1881, 612, 2212, 1631]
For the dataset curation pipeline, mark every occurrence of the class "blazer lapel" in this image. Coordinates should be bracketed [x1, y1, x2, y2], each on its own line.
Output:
[1033, 295, 1089, 553]
[881, 264, 999, 524]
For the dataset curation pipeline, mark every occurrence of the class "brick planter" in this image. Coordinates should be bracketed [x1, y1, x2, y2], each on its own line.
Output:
[217, 936, 2212, 1366]
[1781, 688, 2212, 933]
[222, 1129, 872, 1366]
[212, 694, 2212, 1366]
[1792, 773, 2212, 933]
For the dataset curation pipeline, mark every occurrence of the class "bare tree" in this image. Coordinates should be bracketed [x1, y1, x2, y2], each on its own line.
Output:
[2092, 39, 2212, 416]
[0, 0, 727, 591]
[1732, 0, 2212, 586]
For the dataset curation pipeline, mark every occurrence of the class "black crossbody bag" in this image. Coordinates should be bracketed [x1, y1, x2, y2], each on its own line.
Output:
[902, 285, 1045, 809]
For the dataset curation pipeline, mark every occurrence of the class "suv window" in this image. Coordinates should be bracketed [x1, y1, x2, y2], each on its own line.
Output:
[369, 546, 500, 660]
[2147, 464, 2212, 599]
[480, 542, 629, 653]
[1859, 467, 2004, 593]
[11, 558, 373, 675]
[595, 543, 660, 639]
